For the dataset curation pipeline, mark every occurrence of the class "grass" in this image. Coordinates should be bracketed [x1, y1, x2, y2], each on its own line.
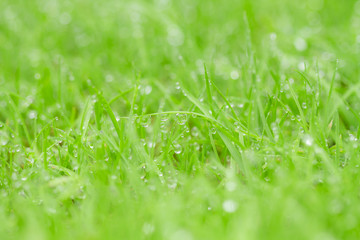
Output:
[1, 0, 360, 239]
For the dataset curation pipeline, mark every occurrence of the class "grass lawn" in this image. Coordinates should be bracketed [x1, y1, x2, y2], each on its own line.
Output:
[1, 0, 360, 239]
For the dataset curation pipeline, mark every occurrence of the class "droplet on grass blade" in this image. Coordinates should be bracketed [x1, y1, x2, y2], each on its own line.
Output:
[140, 116, 151, 128]
[142, 223, 155, 235]
[174, 144, 182, 154]
[59, 12, 72, 25]
[302, 102, 307, 109]
[222, 200, 238, 213]
[349, 134, 358, 142]
[303, 135, 313, 146]
[270, 33, 277, 41]
[230, 70, 239, 80]
[144, 85, 152, 95]
[191, 127, 199, 137]
[298, 62, 306, 71]
[225, 181, 237, 192]
[105, 74, 114, 82]
[167, 27, 184, 47]
[160, 122, 167, 133]
[294, 37, 307, 51]
[28, 110, 38, 120]
[193, 142, 200, 151]
[234, 122, 241, 132]
[160, 114, 169, 122]
[171, 229, 193, 240]
[176, 113, 187, 125]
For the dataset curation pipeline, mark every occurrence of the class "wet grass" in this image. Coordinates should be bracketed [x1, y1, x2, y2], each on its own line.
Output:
[1, 0, 360, 239]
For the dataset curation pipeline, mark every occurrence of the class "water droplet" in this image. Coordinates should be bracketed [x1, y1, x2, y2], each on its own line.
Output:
[142, 223, 155, 235]
[298, 62, 306, 71]
[303, 135, 313, 146]
[168, 182, 177, 189]
[160, 122, 167, 133]
[144, 85, 152, 95]
[225, 181, 237, 192]
[234, 122, 241, 132]
[140, 115, 151, 128]
[349, 134, 358, 142]
[174, 144, 182, 154]
[191, 127, 199, 137]
[28, 110, 38, 120]
[167, 27, 184, 47]
[294, 37, 307, 51]
[176, 113, 187, 125]
[59, 12, 72, 25]
[222, 200, 238, 213]
[160, 114, 168, 122]
[193, 142, 200, 151]
[270, 33, 277, 41]
[230, 70, 239, 80]
[105, 74, 114, 82]
[210, 127, 217, 135]
[171, 229, 193, 240]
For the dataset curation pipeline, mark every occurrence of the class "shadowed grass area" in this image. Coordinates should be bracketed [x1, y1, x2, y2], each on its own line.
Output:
[1, 0, 360, 239]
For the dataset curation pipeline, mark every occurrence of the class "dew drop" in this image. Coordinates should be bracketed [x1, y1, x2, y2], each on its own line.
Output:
[294, 37, 307, 52]
[222, 200, 238, 213]
[34, 73, 41, 79]
[303, 135, 313, 146]
[28, 110, 38, 120]
[160, 114, 169, 122]
[176, 113, 187, 125]
[144, 85, 152, 95]
[302, 102, 307, 109]
[174, 144, 182, 154]
[140, 115, 151, 128]
[234, 122, 241, 132]
[191, 127, 199, 137]
[230, 70, 239, 80]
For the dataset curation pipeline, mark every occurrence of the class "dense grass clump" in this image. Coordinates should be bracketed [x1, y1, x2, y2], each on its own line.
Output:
[1, 0, 360, 239]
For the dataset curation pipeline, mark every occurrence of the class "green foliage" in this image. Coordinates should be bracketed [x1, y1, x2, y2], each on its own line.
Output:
[1, 0, 360, 239]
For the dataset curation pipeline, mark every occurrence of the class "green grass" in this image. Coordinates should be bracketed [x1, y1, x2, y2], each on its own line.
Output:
[1, 0, 360, 239]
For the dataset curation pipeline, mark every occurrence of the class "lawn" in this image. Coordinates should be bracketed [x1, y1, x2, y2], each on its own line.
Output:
[1, 0, 360, 239]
